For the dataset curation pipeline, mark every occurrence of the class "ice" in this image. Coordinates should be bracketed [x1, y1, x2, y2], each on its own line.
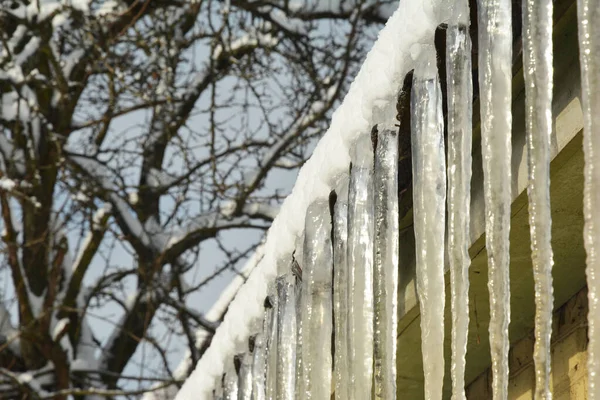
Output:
[373, 127, 399, 399]
[446, 6, 473, 399]
[411, 49, 446, 400]
[476, 0, 513, 396]
[265, 287, 278, 400]
[223, 360, 239, 400]
[293, 253, 304, 400]
[333, 176, 350, 400]
[251, 306, 271, 400]
[276, 273, 297, 400]
[522, 0, 555, 396]
[302, 199, 334, 399]
[347, 134, 375, 399]
[577, 0, 600, 397]
[237, 351, 254, 400]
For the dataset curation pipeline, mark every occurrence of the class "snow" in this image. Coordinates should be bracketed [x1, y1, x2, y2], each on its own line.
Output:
[14, 37, 41, 67]
[175, 0, 444, 397]
[0, 177, 17, 191]
[52, 318, 69, 341]
[212, 32, 278, 61]
[147, 168, 177, 188]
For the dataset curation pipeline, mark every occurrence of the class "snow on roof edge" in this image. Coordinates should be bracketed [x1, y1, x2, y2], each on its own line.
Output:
[176, 1, 442, 397]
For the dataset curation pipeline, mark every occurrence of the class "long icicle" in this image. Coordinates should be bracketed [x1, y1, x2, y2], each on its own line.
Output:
[333, 176, 351, 400]
[251, 300, 271, 400]
[223, 359, 239, 400]
[577, 0, 600, 397]
[276, 273, 297, 400]
[446, 4, 473, 399]
[265, 286, 278, 400]
[238, 350, 254, 400]
[373, 127, 400, 399]
[476, 0, 513, 396]
[411, 48, 447, 400]
[348, 134, 375, 400]
[523, 0, 555, 397]
[293, 249, 304, 400]
[302, 199, 334, 400]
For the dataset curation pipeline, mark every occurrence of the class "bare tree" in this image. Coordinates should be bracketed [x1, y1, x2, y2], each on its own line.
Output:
[0, 0, 393, 398]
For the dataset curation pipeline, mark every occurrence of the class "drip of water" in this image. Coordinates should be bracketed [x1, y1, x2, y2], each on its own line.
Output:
[577, 0, 600, 397]
[302, 199, 334, 399]
[446, 6, 473, 399]
[476, 0, 513, 396]
[411, 48, 447, 400]
[348, 134, 375, 400]
[522, 0, 555, 397]
[333, 176, 351, 400]
[373, 127, 400, 399]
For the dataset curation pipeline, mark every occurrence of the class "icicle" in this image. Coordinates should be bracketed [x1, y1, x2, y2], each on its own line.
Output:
[302, 199, 334, 400]
[577, 0, 600, 397]
[293, 251, 304, 400]
[276, 273, 297, 400]
[373, 127, 399, 399]
[348, 133, 375, 400]
[476, 0, 513, 396]
[251, 332, 267, 400]
[333, 176, 351, 400]
[446, 3, 473, 399]
[522, 0, 555, 397]
[224, 360, 239, 400]
[411, 48, 446, 400]
[238, 350, 254, 400]
[265, 287, 278, 400]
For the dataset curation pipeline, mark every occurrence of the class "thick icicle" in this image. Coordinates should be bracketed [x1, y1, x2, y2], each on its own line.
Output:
[348, 134, 375, 400]
[411, 49, 446, 400]
[522, 0, 555, 397]
[223, 361, 239, 400]
[577, 0, 600, 397]
[373, 127, 399, 399]
[238, 351, 254, 400]
[333, 176, 350, 400]
[276, 273, 297, 400]
[446, 4, 473, 399]
[265, 288, 278, 400]
[302, 199, 334, 400]
[476, 0, 513, 396]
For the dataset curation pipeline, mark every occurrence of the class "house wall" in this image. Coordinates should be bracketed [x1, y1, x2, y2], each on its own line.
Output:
[466, 288, 589, 399]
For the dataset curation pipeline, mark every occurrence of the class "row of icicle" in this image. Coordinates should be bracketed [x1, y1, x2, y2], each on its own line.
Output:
[211, 0, 600, 396]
